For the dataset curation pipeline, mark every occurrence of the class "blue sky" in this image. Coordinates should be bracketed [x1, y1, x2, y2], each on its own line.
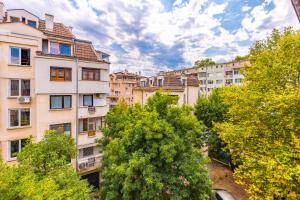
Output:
[4, 0, 299, 75]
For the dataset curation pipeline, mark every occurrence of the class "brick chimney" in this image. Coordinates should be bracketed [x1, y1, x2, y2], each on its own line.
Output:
[45, 13, 54, 31]
[0, 2, 5, 23]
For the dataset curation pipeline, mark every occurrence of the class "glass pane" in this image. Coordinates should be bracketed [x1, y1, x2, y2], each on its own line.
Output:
[10, 140, 19, 158]
[10, 80, 19, 96]
[83, 147, 94, 157]
[82, 119, 88, 132]
[83, 95, 93, 106]
[63, 96, 71, 108]
[95, 70, 100, 80]
[58, 69, 64, 78]
[88, 71, 94, 80]
[50, 42, 60, 54]
[10, 110, 19, 127]
[51, 96, 62, 109]
[21, 139, 28, 150]
[82, 70, 88, 80]
[60, 44, 71, 56]
[64, 123, 71, 135]
[21, 80, 30, 96]
[21, 109, 30, 126]
[27, 20, 37, 28]
[65, 69, 71, 81]
[10, 47, 20, 64]
[21, 49, 30, 65]
[50, 68, 57, 77]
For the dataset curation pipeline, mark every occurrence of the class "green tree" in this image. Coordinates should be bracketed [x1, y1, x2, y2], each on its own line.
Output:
[215, 28, 300, 199]
[99, 92, 212, 200]
[233, 55, 249, 62]
[0, 131, 91, 200]
[194, 89, 230, 163]
[194, 58, 216, 68]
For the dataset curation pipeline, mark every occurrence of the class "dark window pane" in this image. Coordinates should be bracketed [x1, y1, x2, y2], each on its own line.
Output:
[65, 69, 72, 81]
[95, 70, 100, 80]
[60, 44, 71, 56]
[21, 49, 30, 65]
[50, 96, 63, 109]
[21, 80, 30, 96]
[63, 96, 71, 108]
[82, 119, 88, 132]
[64, 123, 71, 135]
[50, 67, 57, 78]
[10, 16, 20, 22]
[83, 147, 94, 157]
[83, 95, 93, 106]
[10, 47, 20, 64]
[42, 39, 48, 53]
[10, 140, 19, 158]
[20, 109, 30, 126]
[27, 20, 36, 28]
[58, 69, 64, 78]
[10, 110, 19, 127]
[21, 139, 28, 149]
[10, 80, 19, 96]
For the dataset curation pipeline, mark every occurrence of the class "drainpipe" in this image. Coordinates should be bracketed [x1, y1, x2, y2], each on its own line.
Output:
[205, 65, 208, 97]
[73, 38, 79, 172]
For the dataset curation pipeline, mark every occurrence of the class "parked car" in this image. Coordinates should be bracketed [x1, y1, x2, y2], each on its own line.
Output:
[213, 189, 235, 200]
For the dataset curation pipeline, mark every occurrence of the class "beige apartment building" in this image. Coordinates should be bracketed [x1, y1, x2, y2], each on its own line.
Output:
[108, 70, 144, 107]
[0, 3, 110, 186]
[133, 73, 199, 106]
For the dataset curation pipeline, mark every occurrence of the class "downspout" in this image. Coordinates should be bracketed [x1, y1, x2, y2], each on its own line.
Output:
[73, 38, 79, 172]
[205, 65, 208, 97]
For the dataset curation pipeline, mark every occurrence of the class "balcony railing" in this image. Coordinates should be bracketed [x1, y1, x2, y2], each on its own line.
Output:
[87, 130, 96, 137]
[77, 154, 102, 172]
[88, 106, 96, 114]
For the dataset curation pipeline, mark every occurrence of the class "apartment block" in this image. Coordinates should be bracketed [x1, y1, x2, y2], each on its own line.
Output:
[108, 70, 144, 107]
[0, 3, 109, 186]
[133, 73, 199, 106]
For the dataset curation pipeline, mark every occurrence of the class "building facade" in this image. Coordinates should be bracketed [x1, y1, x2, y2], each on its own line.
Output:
[0, 3, 109, 184]
[133, 74, 199, 106]
[107, 70, 144, 107]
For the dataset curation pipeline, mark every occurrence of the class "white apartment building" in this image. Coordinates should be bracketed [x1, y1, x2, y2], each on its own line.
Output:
[0, 2, 110, 186]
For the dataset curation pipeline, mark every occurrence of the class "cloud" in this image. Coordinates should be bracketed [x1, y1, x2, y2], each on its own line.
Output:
[2, 0, 299, 76]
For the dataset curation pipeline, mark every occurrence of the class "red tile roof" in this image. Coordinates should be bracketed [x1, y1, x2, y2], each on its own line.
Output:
[75, 41, 98, 61]
[38, 20, 73, 39]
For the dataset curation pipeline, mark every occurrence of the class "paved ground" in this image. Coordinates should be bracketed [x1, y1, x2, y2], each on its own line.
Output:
[207, 161, 249, 200]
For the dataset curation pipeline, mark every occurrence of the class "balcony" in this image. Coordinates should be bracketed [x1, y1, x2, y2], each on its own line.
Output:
[77, 154, 102, 173]
[78, 106, 109, 118]
[78, 130, 103, 146]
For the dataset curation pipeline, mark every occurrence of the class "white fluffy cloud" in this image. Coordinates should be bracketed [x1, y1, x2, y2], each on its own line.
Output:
[2, 0, 299, 76]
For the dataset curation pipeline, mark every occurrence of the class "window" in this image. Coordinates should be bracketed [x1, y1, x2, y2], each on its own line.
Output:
[42, 39, 49, 53]
[235, 78, 242, 83]
[234, 69, 240, 75]
[9, 109, 30, 128]
[199, 80, 206, 85]
[225, 79, 233, 85]
[50, 95, 72, 109]
[80, 117, 106, 132]
[21, 17, 26, 23]
[158, 79, 163, 86]
[10, 16, 20, 22]
[9, 139, 28, 159]
[50, 67, 72, 81]
[27, 20, 37, 28]
[50, 42, 71, 56]
[82, 68, 100, 81]
[83, 95, 93, 107]
[216, 80, 223, 84]
[82, 147, 94, 157]
[10, 47, 30, 65]
[199, 72, 206, 77]
[9, 79, 30, 97]
[208, 80, 214, 84]
[50, 123, 71, 135]
[225, 71, 233, 76]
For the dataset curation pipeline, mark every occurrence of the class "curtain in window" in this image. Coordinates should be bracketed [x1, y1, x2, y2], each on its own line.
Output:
[21, 80, 30, 96]
[51, 96, 62, 109]
[50, 42, 60, 55]
[10, 110, 19, 127]
[10, 80, 19, 96]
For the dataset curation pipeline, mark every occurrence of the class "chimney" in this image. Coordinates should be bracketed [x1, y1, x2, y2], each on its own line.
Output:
[0, 2, 5, 22]
[139, 71, 141, 76]
[45, 13, 54, 31]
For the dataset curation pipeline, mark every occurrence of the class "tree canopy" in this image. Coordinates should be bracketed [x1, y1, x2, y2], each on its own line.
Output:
[0, 131, 91, 200]
[215, 28, 300, 199]
[194, 58, 216, 68]
[99, 93, 212, 200]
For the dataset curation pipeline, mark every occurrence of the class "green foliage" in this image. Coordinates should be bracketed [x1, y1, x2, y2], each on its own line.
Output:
[100, 92, 212, 200]
[194, 89, 230, 162]
[215, 28, 300, 199]
[233, 55, 249, 62]
[0, 131, 91, 200]
[194, 58, 216, 68]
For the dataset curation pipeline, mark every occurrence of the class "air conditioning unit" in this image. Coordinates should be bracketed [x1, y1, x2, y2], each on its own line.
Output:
[18, 96, 31, 104]
[78, 162, 87, 170]
[88, 106, 96, 114]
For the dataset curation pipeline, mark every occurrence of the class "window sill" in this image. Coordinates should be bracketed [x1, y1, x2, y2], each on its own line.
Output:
[8, 64, 32, 67]
[49, 108, 72, 111]
[7, 96, 18, 99]
[7, 126, 31, 130]
[50, 80, 72, 82]
[7, 158, 17, 162]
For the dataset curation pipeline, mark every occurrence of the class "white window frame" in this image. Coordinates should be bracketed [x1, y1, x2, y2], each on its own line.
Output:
[8, 108, 31, 128]
[9, 46, 31, 66]
[8, 79, 31, 97]
[7, 139, 26, 160]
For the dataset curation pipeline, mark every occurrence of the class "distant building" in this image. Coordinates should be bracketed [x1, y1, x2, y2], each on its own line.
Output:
[108, 70, 144, 107]
[0, 2, 110, 186]
[133, 74, 199, 106]
[292, 0, 300, 22]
